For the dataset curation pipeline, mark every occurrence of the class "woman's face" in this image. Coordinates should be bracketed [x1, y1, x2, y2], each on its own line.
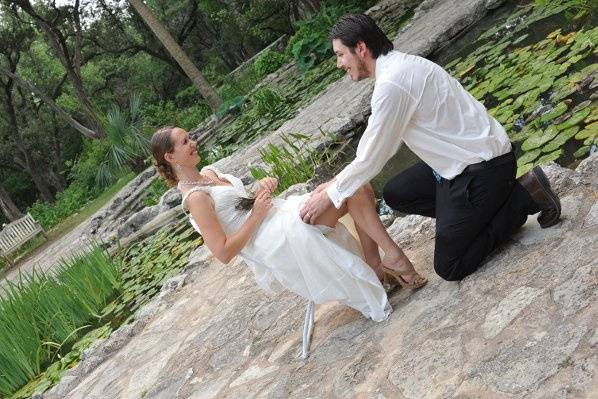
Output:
[165, 127, 200, 168]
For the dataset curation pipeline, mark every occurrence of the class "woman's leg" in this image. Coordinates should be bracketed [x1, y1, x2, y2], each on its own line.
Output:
[311, 195, 384, 280]
[345, 183, 425, 285]
[311, 201, 348, 227]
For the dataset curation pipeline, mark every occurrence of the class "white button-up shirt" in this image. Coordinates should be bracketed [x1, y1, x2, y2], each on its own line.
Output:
[326, 50, 512, 208]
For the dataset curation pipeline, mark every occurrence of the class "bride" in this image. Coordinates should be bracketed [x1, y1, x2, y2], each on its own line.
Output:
[150, 126, 427, 321]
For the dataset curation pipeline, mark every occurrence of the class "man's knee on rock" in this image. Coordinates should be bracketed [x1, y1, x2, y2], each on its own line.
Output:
[433, 258, 463, 281]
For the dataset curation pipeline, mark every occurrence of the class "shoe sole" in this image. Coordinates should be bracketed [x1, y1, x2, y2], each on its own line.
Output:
[532, 166, 561, 228]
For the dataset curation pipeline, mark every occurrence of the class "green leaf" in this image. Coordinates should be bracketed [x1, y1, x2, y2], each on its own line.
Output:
[555, 108, 592, 130]
[521, 126, 559, 151]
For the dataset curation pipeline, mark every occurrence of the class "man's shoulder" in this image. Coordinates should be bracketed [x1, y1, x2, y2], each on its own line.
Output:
[377, 52, 440, 93]
[381, 51, 427, 68]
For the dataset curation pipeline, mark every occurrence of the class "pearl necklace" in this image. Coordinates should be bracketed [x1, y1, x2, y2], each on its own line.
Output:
[178, 174, 218, 186]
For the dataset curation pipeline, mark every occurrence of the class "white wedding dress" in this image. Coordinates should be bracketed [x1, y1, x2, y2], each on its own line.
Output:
[180, 166, 391, 322]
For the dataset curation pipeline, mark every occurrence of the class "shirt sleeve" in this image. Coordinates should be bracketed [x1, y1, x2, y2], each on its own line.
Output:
[326, 80, 419, 208]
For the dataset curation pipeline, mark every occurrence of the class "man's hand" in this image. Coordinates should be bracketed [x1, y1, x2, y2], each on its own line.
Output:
[255, 177, 278, 195]
[313, 180, 333, 194]
[299, 188, 334, 224]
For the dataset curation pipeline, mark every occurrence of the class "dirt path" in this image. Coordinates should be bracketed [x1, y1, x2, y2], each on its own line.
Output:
[1, 214, 98, 290]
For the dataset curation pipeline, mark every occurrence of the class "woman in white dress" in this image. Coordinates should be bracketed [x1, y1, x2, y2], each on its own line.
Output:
[150, 126, 427, 322]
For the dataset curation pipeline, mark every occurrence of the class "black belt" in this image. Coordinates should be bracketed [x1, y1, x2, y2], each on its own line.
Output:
[462, 150, 515, 174]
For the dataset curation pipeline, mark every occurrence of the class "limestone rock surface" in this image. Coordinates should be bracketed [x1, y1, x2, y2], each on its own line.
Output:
[38, 1, 598, 398]
[48, 155, 597, 399]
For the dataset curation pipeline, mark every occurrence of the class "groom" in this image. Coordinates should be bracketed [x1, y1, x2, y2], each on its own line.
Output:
[299, 14, 561, 281]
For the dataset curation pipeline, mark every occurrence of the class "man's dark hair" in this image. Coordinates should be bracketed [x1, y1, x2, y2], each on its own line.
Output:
[329, 13, 393, 58]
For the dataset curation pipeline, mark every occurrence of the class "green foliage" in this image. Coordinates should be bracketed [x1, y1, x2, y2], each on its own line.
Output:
[253, 48, 288, 77]
[201, 57, 231, 87]
[177, 103, 212, 131]
[142, 100, 179, 129]
[98, 94, 150, 188]
[286, 4, 356, 71]
[69, 139, 113, 194]
[173, 87, 217, 126]
[69, 94, 150, 193]
[28, 184, 92, 231]
[218, 81, 245, 103]
[112, 218, 202, 321]
[251, 86, 285, 116]
[175, 85, 200, 107]
[142, 178, 169, 207]
[445, 0, 598, 175]
[0, 247, 119, 396]
[216, 95, 246, 118]
[534, 0, 596, 14]
[250, 132, 329, 194]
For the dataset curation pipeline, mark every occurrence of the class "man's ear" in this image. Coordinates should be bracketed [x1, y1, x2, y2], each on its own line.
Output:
[355, 41, 368, 58]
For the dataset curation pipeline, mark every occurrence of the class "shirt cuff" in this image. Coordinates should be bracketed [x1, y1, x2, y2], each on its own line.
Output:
[326, 183, 345, 209]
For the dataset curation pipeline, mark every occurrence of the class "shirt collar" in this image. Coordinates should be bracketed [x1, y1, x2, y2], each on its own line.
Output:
[375, 51, 393, 79]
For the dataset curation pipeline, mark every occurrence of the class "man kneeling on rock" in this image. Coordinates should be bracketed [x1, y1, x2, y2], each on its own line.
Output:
[299, 13, 561, 281]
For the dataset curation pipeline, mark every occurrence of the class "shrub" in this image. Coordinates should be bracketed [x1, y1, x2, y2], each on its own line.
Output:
[254, 48, 288, 77]
[177, 103, 212, 131]
[252, 86, 285, 115]
[28, 183, 92, 231]
[175, 85, 201, 107]
[96, 94, 150, 189]
[70, 139, 112, 194]
[142, 100, 179, 130]
[218, 81, 245, 102]
[286, 5, 347, 71]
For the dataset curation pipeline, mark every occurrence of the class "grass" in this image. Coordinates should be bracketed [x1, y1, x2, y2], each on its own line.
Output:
[0, 246, 120, 397]
[0, 172, 136, 276]
[250, 132, 325, 194]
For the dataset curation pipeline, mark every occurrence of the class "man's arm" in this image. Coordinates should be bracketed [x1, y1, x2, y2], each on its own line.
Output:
[299, 81, 418, 224]
[327, 81, 419, 208]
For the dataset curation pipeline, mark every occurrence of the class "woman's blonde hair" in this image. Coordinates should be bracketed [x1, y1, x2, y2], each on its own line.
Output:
[150, 126, 178, 187]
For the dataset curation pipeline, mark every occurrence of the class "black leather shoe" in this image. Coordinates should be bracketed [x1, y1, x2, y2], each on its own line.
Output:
[518, 166, 561, 228]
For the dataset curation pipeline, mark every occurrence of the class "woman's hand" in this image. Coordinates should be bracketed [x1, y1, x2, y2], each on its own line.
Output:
[256, 177, 278, 195]
[250, 190, 273, 222]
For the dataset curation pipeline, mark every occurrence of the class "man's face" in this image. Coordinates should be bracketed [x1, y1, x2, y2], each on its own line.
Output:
[332, 39, 369, 81]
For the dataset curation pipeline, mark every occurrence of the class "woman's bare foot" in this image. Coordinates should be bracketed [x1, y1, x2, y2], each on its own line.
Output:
[381, 250, 427, 287]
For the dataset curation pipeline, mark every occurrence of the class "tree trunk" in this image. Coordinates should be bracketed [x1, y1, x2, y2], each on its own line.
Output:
[1, 78, 56, 203]
[128, 0, 222, 111]
[0, 66, 102, 140]
[12, 153, 55, 203]
[44, 169, 66, 192]
[0, 184, 23, 221]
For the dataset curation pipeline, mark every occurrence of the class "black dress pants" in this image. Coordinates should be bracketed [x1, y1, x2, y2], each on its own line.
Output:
[383, 151, 539, 281]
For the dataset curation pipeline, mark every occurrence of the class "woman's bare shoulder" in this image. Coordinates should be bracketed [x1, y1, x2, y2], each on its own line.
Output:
[182, 187, 213, 210]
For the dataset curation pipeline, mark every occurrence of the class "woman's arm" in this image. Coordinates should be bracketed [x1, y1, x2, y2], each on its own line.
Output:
[187, 190, 272, 264]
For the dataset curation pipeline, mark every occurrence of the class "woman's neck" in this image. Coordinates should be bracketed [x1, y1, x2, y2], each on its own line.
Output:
[176, 165, 204, 184]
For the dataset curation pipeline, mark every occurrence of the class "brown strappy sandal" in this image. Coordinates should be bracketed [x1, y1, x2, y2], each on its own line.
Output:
[381, 265, 428, 289]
